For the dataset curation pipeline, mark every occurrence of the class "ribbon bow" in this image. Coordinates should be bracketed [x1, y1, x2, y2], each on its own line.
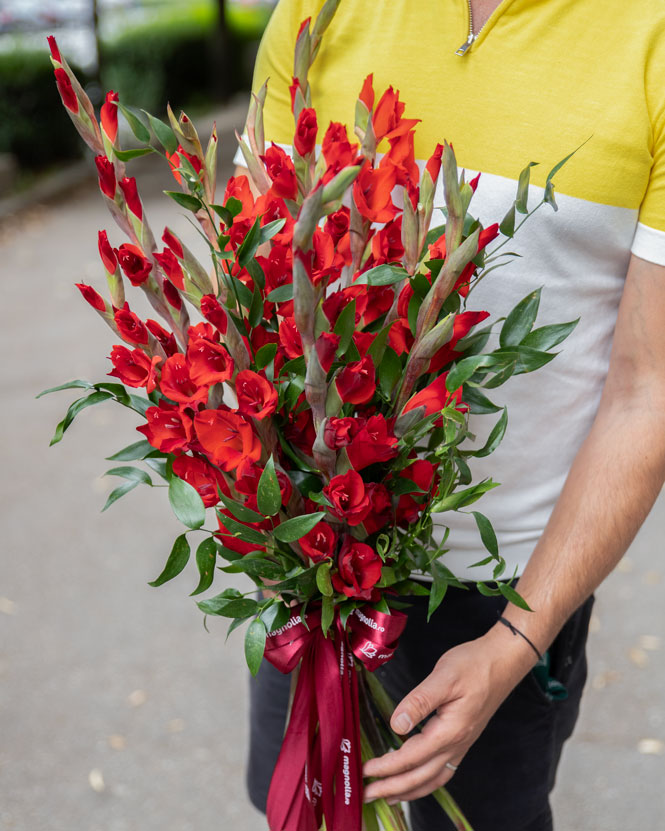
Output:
[264, 604, 406, 831]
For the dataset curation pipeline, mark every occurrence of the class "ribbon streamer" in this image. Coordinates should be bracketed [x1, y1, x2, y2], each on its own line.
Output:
[264, 604, 406, 831]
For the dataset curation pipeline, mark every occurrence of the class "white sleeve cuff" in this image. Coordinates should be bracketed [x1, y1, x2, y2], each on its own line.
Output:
[631, 221, 665, 266]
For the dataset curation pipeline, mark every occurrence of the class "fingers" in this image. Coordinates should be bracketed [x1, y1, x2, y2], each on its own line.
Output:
[364, 729, 443, 779]
[364, 753, 459, 803]
[389, 668, 451, 736]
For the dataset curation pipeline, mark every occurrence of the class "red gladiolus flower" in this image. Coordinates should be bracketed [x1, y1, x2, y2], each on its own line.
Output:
[154, 249, 185, 290]
[425, 143, 444, 183]
[353, 163, 398, 223]
[200, 294, 228, 336]
[98, 230, 117, 274]
[194, 409, 261, 471]
[162, 227, 184, 259]
[54, 68, 77, 113]
[388, 318, 414, 355]
[347, 414, 398, 470]
[163, 279, 182, 310]
[324, 416, 362, 449]
[311, 228, 342, 286]
[295, 107, 317, 156]
[75, 282, 105, 312]
[261, 144, 298, 201]
[100, 90, 119, 143]
[383, 130, 419, 189]
[397, 459, 437, 525]
[95, 155, 116, 199]
[172, 454, 229, 508]
[289, 77, 303, 113]
[47, 35, 62, 63]
[255, 193, 295, 247]
[116, 243, 152, 286]
[315, 331, 340, 373]
[359, 74, 375, 111]
[146, 319, 178, 356]
[324, 206, 350, 245]
[119, 176, 142, 219]
[428, 310, 491, 374]
[114, 306, 148, 344]
[323, 470, 371, 526]
[278, 318, 303, 360]
[470, 172, 481, 193]
[335, 355, 376, 405]
[137, 402, 193, 454]
[187, 338, 234, 386]
[402, 372, 465, 417]
[284, 408, 316, 456]
[235, 370, 278, 420]
[363, 482, 393, 535]
[300, 522, 337, 563]
[108, 345, 162, 393]
[159, 353, 209, 406]
[167, 145, 203, 186]
[322, 122, 358, 183]
[371, 216, 404, 264]
[188, 322, 219, 343]
[331, 535, 382, 601]
[372, 86, 419, 143]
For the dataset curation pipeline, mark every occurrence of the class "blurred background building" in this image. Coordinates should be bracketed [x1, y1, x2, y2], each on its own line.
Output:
[0, 0, 276, 195]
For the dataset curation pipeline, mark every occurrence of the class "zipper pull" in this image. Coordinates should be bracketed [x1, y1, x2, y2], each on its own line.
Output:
[455, 33, 475, 56]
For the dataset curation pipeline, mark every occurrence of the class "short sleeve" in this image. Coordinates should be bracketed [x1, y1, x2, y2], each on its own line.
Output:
[631, 22, 665, 265]
[233, 0, 318, 167]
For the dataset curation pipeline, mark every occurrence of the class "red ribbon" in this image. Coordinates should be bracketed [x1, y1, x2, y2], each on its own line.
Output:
[264, 604, 407, 831]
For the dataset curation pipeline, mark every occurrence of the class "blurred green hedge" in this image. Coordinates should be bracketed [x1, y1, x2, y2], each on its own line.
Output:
[1, 2, 255, 172]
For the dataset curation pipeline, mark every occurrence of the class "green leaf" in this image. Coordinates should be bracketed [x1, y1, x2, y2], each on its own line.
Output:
[427, 562, 449, 622]
[237, 218, 262, 267]
[168, 476, 206, 529]
[498, 582, 533, 612]
[366, 324, 391, 367]
[353, 264, 408, 286]
[257, 456, 282, 517]
[431, 479, 500, 513]
[144, 111, 179, 155]
[499, 289, 541, 348]
[221, 557, 283, 580]
[446, 355, 498, 392]
[226, 196, 243, 218]
[248, 287, 264, 330]
[334, 299, 356, 356]
[471, 408, 508, 458]
[118, 102, 150, 143]
[254, 342, 278, 370]
[274, 512, 324, 543]
[265, 284, 294, 303]
[218, 493, 265, 524]
[259, 218, 287, 245]
[543, 180, 558, 211]
[515, 162, 538, 214]
[379, 347, 402, 397]
[499, 203, 516, 238]
[113, 146, 154, 161]
[521, 319, 579, 351]
[164, 190, 202, 212]
[245, 618, 267, 676]
[148, 534, 191, 587]
[494, 346, 556, 374]
[127, 394, 153, 417]
[50, 390, 113, 446]
[36, 379, 94, 398]
[198, 596, 259, 617]
[316, 561, 333, 596]
[144, 457, 169, 480]
[471, 511, 499, 558]
[190, 537, 217, 596]
[217, 512, 268, 546]
[104, 465, 153, 486]
[461, 385, 501, 415]
[101, 479, 139, 512]
[106, 439, 154, 462]
[321, 593, 334, 635]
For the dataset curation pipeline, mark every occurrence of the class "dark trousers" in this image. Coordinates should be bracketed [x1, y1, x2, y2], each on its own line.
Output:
[246, 585, 594, 831]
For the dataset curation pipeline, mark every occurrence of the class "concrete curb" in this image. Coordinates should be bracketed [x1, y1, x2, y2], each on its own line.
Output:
[0, 97, 248, 222]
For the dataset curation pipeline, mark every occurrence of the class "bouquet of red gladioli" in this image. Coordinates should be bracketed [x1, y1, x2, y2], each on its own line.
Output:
[42, 3, 577, 829]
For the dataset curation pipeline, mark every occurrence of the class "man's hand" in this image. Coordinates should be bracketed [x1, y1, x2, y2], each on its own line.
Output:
[362, 627, 537, 804]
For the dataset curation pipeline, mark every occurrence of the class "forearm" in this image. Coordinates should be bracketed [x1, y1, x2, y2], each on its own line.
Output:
[492, 390, 665, 660]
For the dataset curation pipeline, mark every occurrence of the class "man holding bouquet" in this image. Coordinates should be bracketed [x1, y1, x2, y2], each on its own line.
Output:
[238, 1, 665, 828]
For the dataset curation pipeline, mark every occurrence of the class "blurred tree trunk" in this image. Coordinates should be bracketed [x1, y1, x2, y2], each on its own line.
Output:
[212, 0, 232, 101]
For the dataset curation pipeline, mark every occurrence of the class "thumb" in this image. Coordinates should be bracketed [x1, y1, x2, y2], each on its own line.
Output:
[390, 672, 443, 735]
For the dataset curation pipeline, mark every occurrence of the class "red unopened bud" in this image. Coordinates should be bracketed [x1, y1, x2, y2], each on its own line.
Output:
[162, 227, 184, 259]
[100, 90, 119, 144]
[98, 230, 117, 274]
[154, 249, 185, 290]
[425, 143, 444, 185]
[47, 35, 62, 63]
[294, 107, 317, 157]
[163, 279, 182, 310]
[119, 176, 142, 219]
[95, 155, 116, 199]
[116, 243, 153, 286]
[200, 294, 228, 335]
[75, 282, 106, 312]
[359, 74, 375, 111]
[469, 172, 481, 193]
[54, 68, 78, 113]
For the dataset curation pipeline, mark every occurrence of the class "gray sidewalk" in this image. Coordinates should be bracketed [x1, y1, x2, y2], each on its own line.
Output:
[1, 137, 663, 830]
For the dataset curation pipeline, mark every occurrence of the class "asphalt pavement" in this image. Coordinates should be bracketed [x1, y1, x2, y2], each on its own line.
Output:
[1, 123, 663, 831]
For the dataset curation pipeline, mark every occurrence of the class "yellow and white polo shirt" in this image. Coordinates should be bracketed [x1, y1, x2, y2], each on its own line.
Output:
[241, 0, 665, 579]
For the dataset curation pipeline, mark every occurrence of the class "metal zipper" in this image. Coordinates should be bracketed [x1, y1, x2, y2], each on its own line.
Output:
[455, 0, 476, 56]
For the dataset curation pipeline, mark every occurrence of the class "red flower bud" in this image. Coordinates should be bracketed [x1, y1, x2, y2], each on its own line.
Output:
[163, 279, 182, 310]
[235, 370, 278, 420]
[54, 68, 78, 113]
[359, 74, 375, 111]
[200, 294, 228, 336]
[425, 143, 444, 184]
[47, 35, 62, 63]
[324, 416, 362, 450]
[315, 331, 340, 373]
[97, 231, 117, 274]
[162, 227, 184, 259]
[289, 77, 302, 113]
[154, 249, 184, 290]
[116, 243, 152, 287]
[95, 155, 116, 199]
[75, 282, 105, 312]
[119, 176, 142, 219]
[335, 355, 376, 405]
[146, 319, 178, 356]
[331, 535, 382, 601]
[100, 90, 119, 144]
[294, 107, 317, 157]
[114, 306, 149, 345]
[260, 144, 298, 201]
